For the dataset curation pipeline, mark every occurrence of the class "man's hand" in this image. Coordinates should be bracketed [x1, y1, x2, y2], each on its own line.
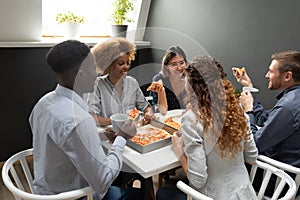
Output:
[117, 119, 137, 140]
[232, 67, 253, 87]
[239, 91, 254, 112]
[102, 127, 117, 143]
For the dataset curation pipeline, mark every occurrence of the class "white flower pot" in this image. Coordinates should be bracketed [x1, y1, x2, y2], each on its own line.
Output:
[62, 22, 81, 39]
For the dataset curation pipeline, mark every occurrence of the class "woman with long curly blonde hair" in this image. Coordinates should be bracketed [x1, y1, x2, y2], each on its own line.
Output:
[156, 56, 258, 200]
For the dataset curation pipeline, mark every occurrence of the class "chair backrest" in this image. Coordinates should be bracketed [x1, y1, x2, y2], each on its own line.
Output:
[250, 160, 297, 200]
[2, 148, 94, 200]
[257, 155, 300, 199]
[176, 181, 214, 200]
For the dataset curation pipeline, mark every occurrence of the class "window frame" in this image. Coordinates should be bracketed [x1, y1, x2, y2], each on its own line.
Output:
[42, 0, 151, 41]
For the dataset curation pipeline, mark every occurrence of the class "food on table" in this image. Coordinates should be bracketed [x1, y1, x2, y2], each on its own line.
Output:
[232, 67, 245, 76]
[146, 80, 163, 91]
[164, 117, 181, 130]
[130, 127, 171, 146]
[127, 108, 140, 120]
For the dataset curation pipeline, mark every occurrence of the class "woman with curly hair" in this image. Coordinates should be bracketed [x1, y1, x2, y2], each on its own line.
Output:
[85, 37, 154, 126]
[156, 56, 258, 200]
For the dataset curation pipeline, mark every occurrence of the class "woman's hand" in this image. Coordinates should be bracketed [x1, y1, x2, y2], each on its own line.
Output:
[148, 80, 168, 115]
[172, 131, 184, 158]
[147, 80, 163, 92]
[142, 106, 154, 125]
[172, 131, 188, 175]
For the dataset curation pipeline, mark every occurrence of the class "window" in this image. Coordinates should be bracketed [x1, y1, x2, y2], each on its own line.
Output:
[42, 0, 149, 38]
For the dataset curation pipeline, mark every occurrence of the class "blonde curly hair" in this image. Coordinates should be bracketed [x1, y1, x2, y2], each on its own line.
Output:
[185, 56, 250, 159]
[91, 37, 136, 75]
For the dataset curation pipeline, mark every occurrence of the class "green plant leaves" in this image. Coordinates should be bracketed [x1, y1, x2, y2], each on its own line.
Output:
[56, 11, 84, 24]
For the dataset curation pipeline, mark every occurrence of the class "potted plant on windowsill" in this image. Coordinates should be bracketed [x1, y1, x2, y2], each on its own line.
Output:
[56, 11, 84, 39]
[110, 0, 134, 37]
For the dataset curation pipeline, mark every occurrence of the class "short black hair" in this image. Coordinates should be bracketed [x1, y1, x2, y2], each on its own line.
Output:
[46, 40, 90, 73]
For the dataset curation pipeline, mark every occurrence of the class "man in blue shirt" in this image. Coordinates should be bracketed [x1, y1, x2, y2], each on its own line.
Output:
[233, 50, 300, 196]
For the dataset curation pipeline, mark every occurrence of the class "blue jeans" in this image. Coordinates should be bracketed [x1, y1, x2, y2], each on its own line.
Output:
[156, 186, 187, 200]
[101, 186, 143, 200]
[102, 186, 127, 200]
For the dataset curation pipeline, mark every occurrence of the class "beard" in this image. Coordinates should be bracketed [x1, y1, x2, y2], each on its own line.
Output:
[268, 80, 282, 90]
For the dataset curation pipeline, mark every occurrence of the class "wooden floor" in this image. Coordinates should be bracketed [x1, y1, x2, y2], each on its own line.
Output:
[0, 160, 17, 200]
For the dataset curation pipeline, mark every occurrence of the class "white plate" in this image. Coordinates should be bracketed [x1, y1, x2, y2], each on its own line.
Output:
[242, 87, 259, 93]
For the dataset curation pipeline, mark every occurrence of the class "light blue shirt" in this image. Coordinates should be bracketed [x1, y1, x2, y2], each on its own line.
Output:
[29, 85, 126, 199]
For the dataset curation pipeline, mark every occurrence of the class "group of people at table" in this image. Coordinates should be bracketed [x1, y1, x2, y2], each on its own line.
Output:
[29, 37, 300, 200]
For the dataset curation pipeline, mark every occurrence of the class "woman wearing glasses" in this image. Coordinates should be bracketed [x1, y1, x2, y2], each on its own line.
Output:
[149, 46, 187, 115]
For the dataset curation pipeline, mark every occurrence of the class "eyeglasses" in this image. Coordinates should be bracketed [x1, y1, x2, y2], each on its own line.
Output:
[168, 60, 186, 68]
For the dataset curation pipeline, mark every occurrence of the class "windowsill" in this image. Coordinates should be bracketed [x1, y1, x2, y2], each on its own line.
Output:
[0, 36, 151, 48]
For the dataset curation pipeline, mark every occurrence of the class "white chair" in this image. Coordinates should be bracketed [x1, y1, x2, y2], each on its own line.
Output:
[250, 160, 297, 200]
[176, 159, 297, 200]
[257, 155, 300, 199]
[2, 148, 94, 200]
[176, 181, 213, 200]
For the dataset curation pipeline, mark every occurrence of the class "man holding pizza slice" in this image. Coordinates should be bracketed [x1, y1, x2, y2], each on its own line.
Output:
[233, 50, 300, 197]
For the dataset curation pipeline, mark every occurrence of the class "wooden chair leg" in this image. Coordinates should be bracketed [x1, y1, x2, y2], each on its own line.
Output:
[141, 177, 155, 200]
[158, 173, 163, 189]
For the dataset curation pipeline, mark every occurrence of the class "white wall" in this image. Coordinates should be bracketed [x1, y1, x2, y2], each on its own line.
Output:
[0, 0, 42, 41]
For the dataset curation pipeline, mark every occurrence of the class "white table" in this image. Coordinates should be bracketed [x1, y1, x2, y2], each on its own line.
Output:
[98, 110, 184, 200]
[102, 140, 180, 179]
[99, 109, 184, 179]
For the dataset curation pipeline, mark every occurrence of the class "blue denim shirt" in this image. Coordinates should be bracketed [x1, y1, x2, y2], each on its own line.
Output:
[247, 84, 300, 167]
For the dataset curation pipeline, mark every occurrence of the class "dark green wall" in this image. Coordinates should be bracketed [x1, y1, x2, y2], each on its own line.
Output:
[145, 0, 300, 108]
[0, 48, 57, 161]
[0, 47, 152, 161]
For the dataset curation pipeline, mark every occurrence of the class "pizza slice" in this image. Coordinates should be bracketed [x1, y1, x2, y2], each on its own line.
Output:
[165, 117, 181, 130]
[147, 80, 163, 91]
[232, 67, 245, 76]
[127, 108, 140, 120]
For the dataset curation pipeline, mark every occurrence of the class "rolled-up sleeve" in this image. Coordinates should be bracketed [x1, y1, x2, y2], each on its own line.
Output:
[61, 118, 124, 198]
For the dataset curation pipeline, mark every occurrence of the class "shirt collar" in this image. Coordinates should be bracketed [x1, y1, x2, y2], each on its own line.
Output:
[55, 84, 89, 111]
[276, 84, 300, 100]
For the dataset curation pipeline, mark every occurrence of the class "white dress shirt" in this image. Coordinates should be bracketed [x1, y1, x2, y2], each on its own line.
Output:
[29, 85, 126, 199]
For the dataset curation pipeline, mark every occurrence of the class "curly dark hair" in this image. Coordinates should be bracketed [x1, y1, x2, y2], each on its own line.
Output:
[46, 40, 90, 73]
[91, 37, 136, 75]
[184, 56, 250, 159]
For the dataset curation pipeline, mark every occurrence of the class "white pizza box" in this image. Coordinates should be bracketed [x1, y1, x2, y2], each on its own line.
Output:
[126, 124, 172, 154]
